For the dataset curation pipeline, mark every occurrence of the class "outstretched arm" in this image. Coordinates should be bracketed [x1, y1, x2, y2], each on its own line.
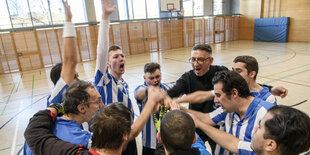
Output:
[175, 90, 214, 104]
[61, 0, 77, 85]
[190, 114, 241, 154]
[94, 0, 116, 81]
[180, 106, 215, 126]
[129, 87, 165, 140]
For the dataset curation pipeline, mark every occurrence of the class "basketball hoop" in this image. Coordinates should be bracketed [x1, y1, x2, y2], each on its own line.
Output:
[168, 8, 176, 12]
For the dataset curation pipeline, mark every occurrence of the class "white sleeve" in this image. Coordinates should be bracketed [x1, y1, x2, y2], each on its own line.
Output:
[95, 20, 110, 76]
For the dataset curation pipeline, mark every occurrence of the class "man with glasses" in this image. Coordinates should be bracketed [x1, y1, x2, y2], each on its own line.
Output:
[23, 1, 80, 154]
[24, 86, 166, 155]
[166, 44, 287, 153]
[167, 44, 227, 153]
[24, 80, 104, 155]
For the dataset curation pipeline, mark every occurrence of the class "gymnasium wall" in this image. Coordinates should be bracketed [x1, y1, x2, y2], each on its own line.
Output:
[238, 0, 310, 42]
[0, 17, 239, 74]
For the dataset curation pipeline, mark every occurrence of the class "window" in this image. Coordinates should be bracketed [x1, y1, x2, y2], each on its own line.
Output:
[94, 0, 102, 21]
[118, 0, 129, 20]
[49, 0, 65, 24]
[183, 0, 193, 16]
[127, 0, 134, 19]
[67, 0, 86, 23]
[132, 0, 146, 19]
[213, 0, 223, 15]
[146, 0, 159, 18]
[0, 0, 12, 29]
[28, 0, 52, 26]
[7, 0, 32, 28]
[193, 0, 203, 16]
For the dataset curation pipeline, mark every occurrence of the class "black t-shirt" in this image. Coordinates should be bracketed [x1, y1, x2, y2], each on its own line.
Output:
[167, 65, 228, 113]
[167, 65, 228, 142]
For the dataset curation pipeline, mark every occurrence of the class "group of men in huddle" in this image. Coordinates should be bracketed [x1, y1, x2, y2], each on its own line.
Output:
[24, 0, 310, 155]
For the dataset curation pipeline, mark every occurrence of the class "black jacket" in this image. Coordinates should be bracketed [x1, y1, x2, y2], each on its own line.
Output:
[24, 110, 92, 155]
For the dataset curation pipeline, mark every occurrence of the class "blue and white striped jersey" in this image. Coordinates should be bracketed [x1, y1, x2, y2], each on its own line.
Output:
[46, 78, 68, 107]
[94, 20, 132, 113]
[134, 81, 174, 149]
[251, 86, 277, 105]
[209, 97, 274, 155]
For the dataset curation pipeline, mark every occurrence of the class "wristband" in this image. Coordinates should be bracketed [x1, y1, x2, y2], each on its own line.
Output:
[62, 22, 76, 38]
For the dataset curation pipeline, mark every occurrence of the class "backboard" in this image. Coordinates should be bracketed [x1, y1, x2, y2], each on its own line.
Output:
[160, 0, 181, 12]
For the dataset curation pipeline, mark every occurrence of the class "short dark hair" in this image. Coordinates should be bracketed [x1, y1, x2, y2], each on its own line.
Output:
[233, 56, 259, 79]
[91, 103, 132, 149]
[50, 63, 62, 85]
[62, 80, 95, 114]
[192, 44, 212, 55]
[160, 110, 195, 153]
[108, 45, 122, 53]
[264, 105, 310, 155]
[212, 70, 251, 98]
[144, 62, 161, 73]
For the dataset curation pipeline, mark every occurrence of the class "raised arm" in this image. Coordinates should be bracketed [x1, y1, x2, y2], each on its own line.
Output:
[61, 0, 77, 85]
[175, 90, 214, 104]
[129, 87, 165, 140]
[94, 0, 116, 80]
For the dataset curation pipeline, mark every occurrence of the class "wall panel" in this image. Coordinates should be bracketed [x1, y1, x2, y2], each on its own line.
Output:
[214, 17, 225, 43]
[0, 17, 239, 74]
[170, 20, 184, 49]
[204, 17, 214, 44]
[183, 19, 194, 47]
[158, 21, 171, 50]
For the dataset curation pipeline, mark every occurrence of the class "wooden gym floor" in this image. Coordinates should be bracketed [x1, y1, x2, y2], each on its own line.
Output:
[0, 40, 310, 154]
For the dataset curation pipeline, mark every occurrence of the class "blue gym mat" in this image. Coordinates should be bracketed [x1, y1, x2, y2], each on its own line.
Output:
[254, 17, 289, 42]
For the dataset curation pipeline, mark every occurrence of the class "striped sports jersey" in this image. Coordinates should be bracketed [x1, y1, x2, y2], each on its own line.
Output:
[94, 20, 132, 113]
[251, 86, 277, 105]
[46, 78, 68, 107]
[134, 82, 174, 149]
[209, 97, 274, 155]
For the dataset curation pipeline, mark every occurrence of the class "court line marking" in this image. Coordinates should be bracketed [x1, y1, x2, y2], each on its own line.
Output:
[0, 144, 23, 152]
[0, 94, 48, 130]
[260, 63, 310, 78]
[1, 83, 16, 116]
[0, 93, 49, 105]
[15, 73, 23, 93]
[262, 68, 310, 85]
[259, 76, 310, 88]
[284, 77, 310, 84]
[31, 74, 34, 108]
[10, 102, 23, 155]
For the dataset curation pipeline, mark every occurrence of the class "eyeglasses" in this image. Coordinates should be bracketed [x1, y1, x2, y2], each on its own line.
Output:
[189, 57, 211, 64]
[88, 99, 103, 105]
